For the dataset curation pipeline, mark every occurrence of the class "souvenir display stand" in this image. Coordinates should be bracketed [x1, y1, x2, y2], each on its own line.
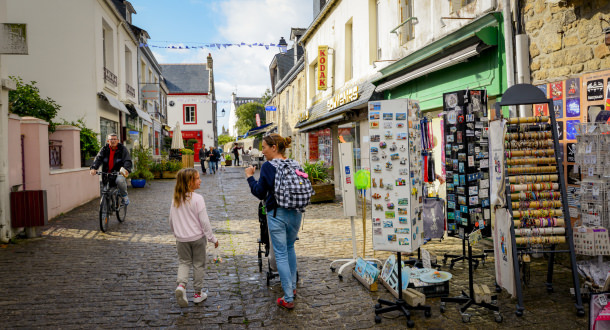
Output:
[330, 143, 381, 280]
[442, 90, 490, 269]
[368, 99, 430, 328]
[493, 84, 584, 317]
[573, 122, 610, 293]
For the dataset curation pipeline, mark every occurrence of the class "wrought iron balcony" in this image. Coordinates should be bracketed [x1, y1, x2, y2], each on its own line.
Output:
[104, 67, 117, 86]
[126, 83, 135, 97]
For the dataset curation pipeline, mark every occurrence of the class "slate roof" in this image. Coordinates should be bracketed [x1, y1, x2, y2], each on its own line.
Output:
[295, 74, 382, 129]
[161, 64, 210, 94]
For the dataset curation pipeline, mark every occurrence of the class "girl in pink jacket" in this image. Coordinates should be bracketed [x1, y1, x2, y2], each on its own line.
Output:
[169, 168, 219, 307]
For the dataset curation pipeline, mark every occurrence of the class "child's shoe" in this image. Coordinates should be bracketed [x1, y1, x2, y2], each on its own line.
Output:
[277, 297, 294, 309]
[193, 290, 207, 304]
[175, 285, 188, 307]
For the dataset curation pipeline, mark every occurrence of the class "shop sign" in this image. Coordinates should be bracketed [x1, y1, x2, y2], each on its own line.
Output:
[141, 84, 159, 100]
[297, 110, 309, 122]
[318, 45, 328, 90]
[265, 105, 277, 111]
[327, 86, 359, 111]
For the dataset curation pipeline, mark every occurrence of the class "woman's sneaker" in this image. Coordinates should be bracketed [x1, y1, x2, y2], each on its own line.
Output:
[193, 290, 207, 304]
[175, 285, 188, 307]
[277, 297, 294, 309]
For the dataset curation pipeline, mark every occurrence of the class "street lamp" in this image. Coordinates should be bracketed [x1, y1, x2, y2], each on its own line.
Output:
[278, 37, 287, 54]
[219, 108, 226, 117]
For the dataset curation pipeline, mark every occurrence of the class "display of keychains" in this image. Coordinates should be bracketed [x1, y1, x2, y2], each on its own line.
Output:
[443, 90, 490, 236]
[368, 99, 424, 253]
[504, 116, 567, 246]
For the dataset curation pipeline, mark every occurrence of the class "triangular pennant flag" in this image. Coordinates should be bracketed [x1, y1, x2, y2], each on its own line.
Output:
[265, 45, 269, 50]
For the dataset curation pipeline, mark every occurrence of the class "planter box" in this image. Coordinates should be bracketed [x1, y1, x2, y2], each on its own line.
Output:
[225, 160, 233, 166]
[162, 171, 178, 179]
[311, 183, 335, 203]
[182, 154, 194, 168]
[152, 171, 162, 179]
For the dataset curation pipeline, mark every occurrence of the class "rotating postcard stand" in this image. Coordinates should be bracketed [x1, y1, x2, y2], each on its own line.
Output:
[329, 143, 381, 278]
[368, 99, 431, 328]
[493, 84, 584, 317]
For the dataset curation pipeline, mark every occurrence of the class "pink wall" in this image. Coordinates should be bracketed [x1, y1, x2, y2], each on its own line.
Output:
[9, 116, 99, 222]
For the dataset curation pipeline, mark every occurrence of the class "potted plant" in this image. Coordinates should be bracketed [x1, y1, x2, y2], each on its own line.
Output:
[224, 153, 233, 166]
[181, 148, 194, 168]
[149, 161, 163, 179]
[303, 161, 335, 203]
[129, 145, 154, 188]
[162, 159, 183, 179]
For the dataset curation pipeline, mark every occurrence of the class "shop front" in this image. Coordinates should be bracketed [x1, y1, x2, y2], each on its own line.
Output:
[373, 12, 507, 201]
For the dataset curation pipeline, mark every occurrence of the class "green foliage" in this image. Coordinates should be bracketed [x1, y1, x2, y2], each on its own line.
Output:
[61, 118, 100, 160]
[180, 148, 194, 155]
[8, 76, 61, 131]
[235, 102, 265, 135]
[149, 161, 163, 173]
[163, 136, 172, 150]
[302, 161, 332, 184]
[218, 134, 234, 146]
[224, 154, 233, 161]
[129, 145, 154, 180]
[260, 88, 273, 105]
[164, 160, 183, 172]
[185, 138, 198, 150]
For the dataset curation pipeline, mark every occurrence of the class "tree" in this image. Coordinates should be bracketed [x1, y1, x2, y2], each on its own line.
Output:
[261, 88, 273, 105]
[8, 76, 61, 130]
[235, 102, 265, 135]
[218, 134, 234, 146]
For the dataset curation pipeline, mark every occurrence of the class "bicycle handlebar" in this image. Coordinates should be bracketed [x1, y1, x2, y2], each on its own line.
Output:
[96, 171, 119, 176]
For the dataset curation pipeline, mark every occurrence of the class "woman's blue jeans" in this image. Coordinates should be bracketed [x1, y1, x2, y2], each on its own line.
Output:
[267, 207, 302, 303]
[209, 161, 218, 173]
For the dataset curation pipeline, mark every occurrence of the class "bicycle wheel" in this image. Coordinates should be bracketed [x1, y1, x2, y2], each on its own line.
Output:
[99, 197, 110, 232]
[116, 193, 127, 223]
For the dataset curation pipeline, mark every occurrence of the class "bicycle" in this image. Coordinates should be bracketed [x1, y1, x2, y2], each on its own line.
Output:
[97, 171, 127, 232]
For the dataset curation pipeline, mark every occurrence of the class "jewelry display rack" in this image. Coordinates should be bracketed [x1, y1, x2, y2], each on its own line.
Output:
[494, 84, 584, 317]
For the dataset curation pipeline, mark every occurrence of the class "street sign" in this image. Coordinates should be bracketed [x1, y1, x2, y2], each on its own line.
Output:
[265, 105, 276, 111]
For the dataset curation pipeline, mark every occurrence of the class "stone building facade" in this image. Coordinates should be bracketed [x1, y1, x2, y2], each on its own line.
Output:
[524, 0, 610, 84]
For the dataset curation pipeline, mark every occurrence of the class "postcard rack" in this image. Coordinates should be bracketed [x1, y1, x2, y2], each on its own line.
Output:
[494, 84, 584, 317]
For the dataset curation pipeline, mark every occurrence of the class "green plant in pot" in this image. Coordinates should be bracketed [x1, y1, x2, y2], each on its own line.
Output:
[149, 161, 163, 179]
[224, 153, 233, 166]
[162, 159, 183, 179]
[129, 145, 154, 187]
[303, 161, 335, 203]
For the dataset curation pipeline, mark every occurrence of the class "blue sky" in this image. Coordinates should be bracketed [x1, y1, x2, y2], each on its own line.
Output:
[129, 0, 312, 134]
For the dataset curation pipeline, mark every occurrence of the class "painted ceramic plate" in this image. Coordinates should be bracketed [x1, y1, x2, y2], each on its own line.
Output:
[420, 271, 453, 283]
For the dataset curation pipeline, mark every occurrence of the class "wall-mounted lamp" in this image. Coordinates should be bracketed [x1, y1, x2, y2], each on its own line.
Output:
[218, 108, 226, 117]
[278, 37, 288, 54]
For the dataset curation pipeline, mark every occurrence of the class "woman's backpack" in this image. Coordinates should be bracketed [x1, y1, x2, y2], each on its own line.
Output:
[270, 159, 314, 212]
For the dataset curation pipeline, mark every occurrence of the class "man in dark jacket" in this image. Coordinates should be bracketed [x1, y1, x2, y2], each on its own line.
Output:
[198, 144, 208, 174]
[232, 143, 241, 166]
[89, 133, 133, 205]
[208, 146, 221, 174]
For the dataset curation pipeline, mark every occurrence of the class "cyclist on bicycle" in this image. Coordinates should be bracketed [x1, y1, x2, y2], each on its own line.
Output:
[89, 133, 133, 205]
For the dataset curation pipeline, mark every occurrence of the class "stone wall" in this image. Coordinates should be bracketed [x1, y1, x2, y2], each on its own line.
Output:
[523, 0, 610, 83]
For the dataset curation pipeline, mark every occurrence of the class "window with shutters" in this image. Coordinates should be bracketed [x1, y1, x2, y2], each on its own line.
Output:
[398, 0, 414, 44]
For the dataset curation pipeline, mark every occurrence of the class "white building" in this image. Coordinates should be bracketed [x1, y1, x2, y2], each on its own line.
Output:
[3, 0, 154, 144]
[162, 54, 217, 162]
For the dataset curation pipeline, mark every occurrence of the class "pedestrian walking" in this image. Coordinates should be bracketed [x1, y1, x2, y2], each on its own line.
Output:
[169, 168, 219, 308]
[245, 134, 313, 309]
[208, 146, 220, 174]
[198, 144, 208, 174]
[232, 143, 241, 166]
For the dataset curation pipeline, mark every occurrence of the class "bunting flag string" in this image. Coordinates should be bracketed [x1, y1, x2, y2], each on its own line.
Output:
[139, 42, 281, 51]
[171, 97, 262, 104]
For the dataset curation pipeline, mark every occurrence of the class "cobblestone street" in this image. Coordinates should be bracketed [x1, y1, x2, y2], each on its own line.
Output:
[0, 167, 588, 329]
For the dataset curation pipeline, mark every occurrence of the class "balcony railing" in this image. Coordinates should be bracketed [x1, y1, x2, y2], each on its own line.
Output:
[104, 67, 117, 86]
[49, 139, 62, 169]
[126, 83, 135, 97]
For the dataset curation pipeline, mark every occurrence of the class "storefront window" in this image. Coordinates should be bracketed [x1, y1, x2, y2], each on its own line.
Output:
[100, 117, 118, 145]
[338, 123, 361, 170]
[308, 128, 332, 165]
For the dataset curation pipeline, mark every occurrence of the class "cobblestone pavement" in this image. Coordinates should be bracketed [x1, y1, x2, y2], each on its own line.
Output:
[0, 167, 588, 329]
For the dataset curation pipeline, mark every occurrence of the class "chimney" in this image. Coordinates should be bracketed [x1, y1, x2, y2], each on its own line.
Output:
[207, 53, 213, 70]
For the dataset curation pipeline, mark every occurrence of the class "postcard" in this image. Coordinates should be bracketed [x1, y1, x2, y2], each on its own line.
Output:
[383, 113, 393, 120]
[369, 112, 380, 120]
[370, 121, 379, 129]
[396, 113, 407, 120]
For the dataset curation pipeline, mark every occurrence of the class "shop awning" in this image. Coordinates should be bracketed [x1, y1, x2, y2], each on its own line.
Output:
[376, 42, 484, 93]
[132, 104, 152, 125]
[98, 92, 129, 114]
[296, 113, 346, 132]
[239, 123, 273, 139]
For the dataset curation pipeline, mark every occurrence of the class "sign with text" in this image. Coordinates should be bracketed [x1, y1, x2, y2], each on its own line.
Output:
[327, 86, 359, 111]
[339, 143, 357, 217]
[317, 45, 328, 90]
[265, 105, 276, 111]
[141, 84, 159, 100]
[0, 23, 28, 54]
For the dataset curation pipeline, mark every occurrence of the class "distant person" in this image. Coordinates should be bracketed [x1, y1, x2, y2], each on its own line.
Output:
[232, 143, 242, 166]
[169, 168, 219, 307]
[208, 146, 220, 174]
[90, 133, 132, 205]
[198, 144, 208, 175]
[245, 146, 252, 155]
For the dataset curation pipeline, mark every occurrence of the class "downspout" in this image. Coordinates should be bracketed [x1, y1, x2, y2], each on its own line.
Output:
[514, 0, 533, 117]
[502, 0, 517, 117]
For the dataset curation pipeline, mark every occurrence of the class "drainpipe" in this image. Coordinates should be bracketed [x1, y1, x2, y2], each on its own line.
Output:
[514, 0, 533, 117]
[502, 0, 517, 117]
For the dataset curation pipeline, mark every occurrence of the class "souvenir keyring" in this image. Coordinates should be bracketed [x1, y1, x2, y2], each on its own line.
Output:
[400, 145, 406, 152]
